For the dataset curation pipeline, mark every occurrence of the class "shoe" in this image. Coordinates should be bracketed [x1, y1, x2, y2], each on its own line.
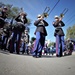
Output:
[37, 53, 42, 58]
[38, 55, 41, 57]
[17, 52, 20, 54]
[33, 55, 37, 57]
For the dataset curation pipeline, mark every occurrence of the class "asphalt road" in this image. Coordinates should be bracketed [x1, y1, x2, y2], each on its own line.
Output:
[0, 50, 75, 75]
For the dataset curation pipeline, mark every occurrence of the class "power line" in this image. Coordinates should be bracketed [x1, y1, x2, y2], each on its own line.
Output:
[67, 17, 75, 26]
[48, 0, 60, 15]
[66, 14, 75, 24]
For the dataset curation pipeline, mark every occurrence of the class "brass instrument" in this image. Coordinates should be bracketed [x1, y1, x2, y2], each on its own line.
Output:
[60, 8, 68, 18]
[41, 7, 50, 18]
[20, 7, 27, 16]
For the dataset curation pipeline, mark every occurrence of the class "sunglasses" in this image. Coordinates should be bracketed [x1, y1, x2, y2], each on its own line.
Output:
[37, 16, 41, 18]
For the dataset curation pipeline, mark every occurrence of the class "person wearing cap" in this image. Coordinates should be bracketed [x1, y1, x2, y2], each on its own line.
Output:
[0, 6, 9, 50]
[15, 12, 27, 23]
[10, 12, 28, 54]
[32, 14, 48, 57]
[0, 6, 8, 28]
[53, 15, 65, 57]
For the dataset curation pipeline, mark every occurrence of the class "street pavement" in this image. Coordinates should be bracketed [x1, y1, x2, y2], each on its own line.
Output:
[0, 50, 75, 75]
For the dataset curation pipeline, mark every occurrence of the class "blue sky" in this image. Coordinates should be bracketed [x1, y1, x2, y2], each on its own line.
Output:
[0, 0, 75, 42]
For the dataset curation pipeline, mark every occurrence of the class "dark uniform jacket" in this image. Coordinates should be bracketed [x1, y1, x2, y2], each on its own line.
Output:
[53, 21, 65, 36]
[0, 11, 8, 28]
[34, 19, 48, 36]
[15, 15, 27, 24]
[15, 15, 28, 32]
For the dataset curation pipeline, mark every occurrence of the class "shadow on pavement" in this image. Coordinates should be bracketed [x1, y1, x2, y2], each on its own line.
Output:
[0, 49, 10, 55]
[0, 49, 74, 58]
[41, 55, 57, 58]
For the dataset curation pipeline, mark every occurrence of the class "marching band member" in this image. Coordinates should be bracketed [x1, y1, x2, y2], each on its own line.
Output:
[53, 15, 65, 57]
[33, 14, 48, 57]
[0, 6, 8, 28]
[10, 12, 28, 54]
[0, 6, 9, 50]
